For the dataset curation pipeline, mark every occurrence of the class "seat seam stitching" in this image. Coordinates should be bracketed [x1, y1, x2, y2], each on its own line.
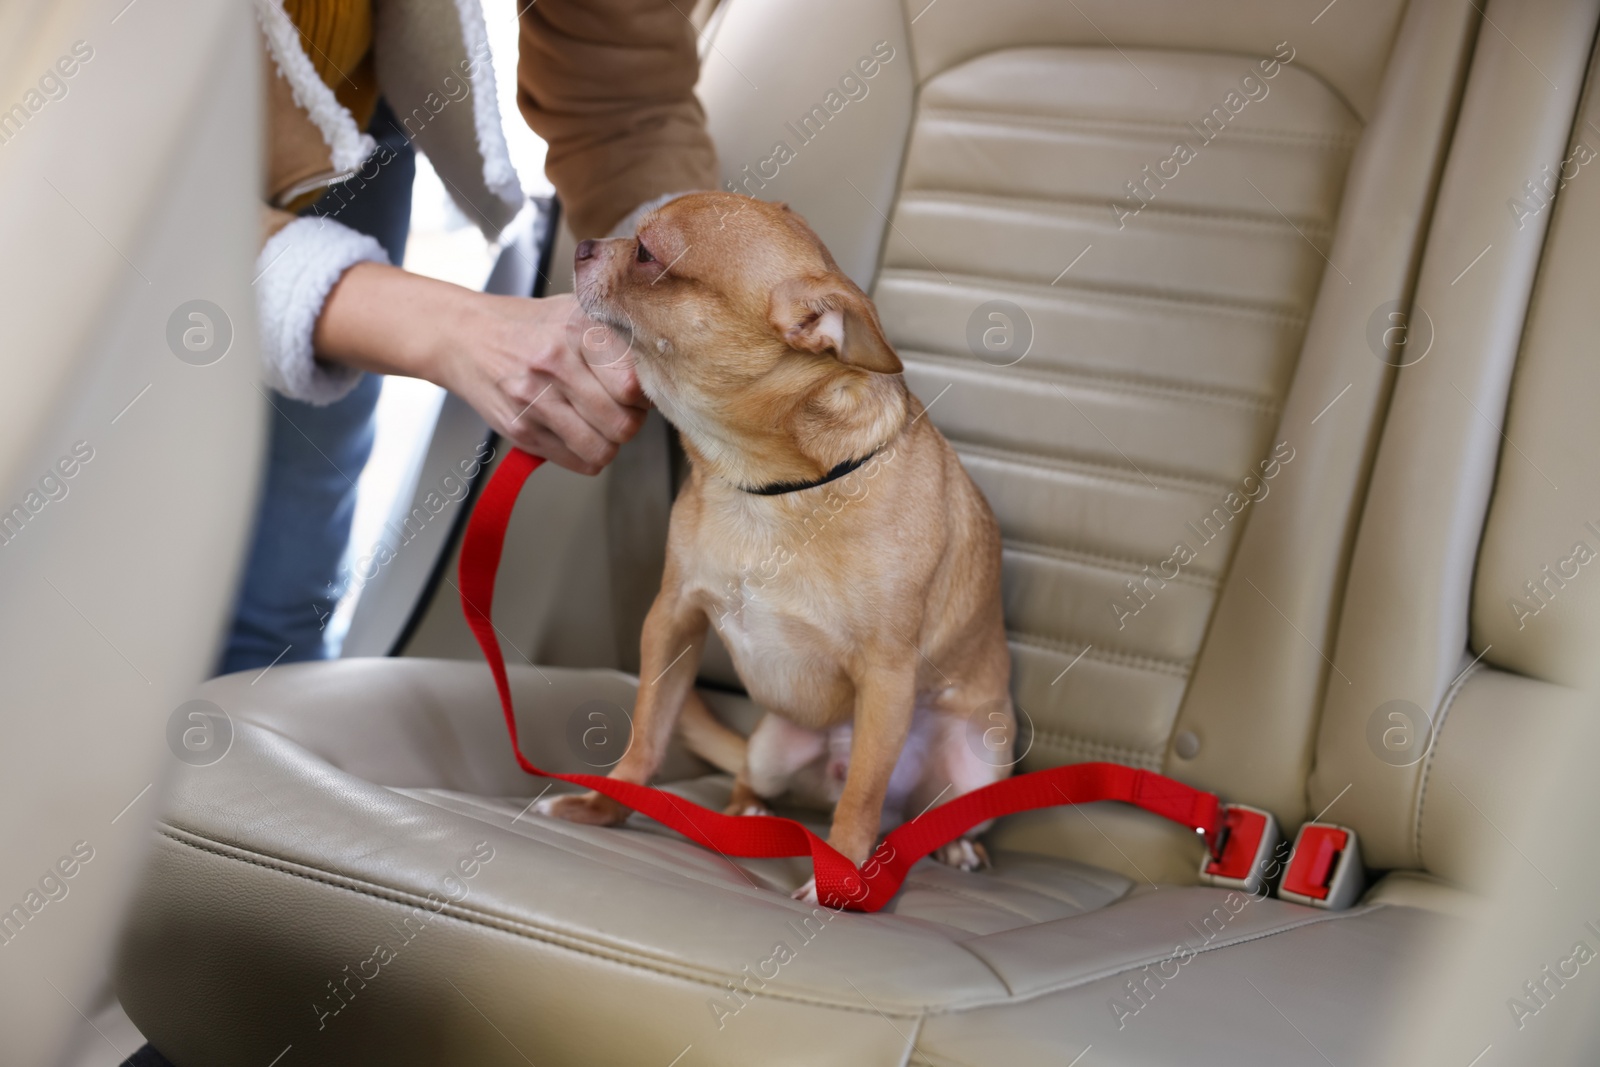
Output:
[904, 346, 1283, 413]
[901, 350, 1282, 415]
[400, 792, 807, 900]
[1412, 661, 1483, 869]
[1008, 629, 1193, 676]
[152, 828, 1390, 1018]
[928, 904, 1391, 1013]
[1023, 730, 1166, 766]
[897, 880, 1047, 922]
[877, 266, 1311, 326]
[908, 1043, 981, 1067]
[881, 265, 1309, 321]
[957, 439, 1236, 494]
[944, 937, 1018, 997]
[910, 870, 1122, 913]
[901, 1012, 930, 1067]
[897, 187, 1339, 236]
[153, 827, 943, 1017]
[1002, 537, 1220, 587]
[916, 105, 1362, 147]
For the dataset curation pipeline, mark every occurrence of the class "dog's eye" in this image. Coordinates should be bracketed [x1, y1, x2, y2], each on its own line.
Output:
[636, 240, 656, 264]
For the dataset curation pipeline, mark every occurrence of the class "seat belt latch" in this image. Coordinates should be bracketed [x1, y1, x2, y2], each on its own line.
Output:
[1278, 822, 1363, 910]
[1198, 804, 1280, 895]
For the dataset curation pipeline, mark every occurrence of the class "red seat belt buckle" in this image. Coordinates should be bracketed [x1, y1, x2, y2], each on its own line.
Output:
[1198, 804, 1281, 895]
[1278, 822, 1363, 910]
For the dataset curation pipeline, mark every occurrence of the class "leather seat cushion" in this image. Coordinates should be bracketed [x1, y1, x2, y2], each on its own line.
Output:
[115, 659, 1450, 1066]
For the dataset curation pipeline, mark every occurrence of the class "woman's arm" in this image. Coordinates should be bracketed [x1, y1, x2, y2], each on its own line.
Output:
[517, 0, 720, 239]
[314, 261, 647, 475]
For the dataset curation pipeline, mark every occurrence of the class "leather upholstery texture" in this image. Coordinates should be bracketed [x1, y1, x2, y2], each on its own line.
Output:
[113, 0, 1600, 1062]
[1308, 0, 1600, 872]
[904, 0, 1408, 123]
[882, 46, 1360, 779]
[1165, 0, 1479, 829]
[402, 0, 1474, 835]
[1472, 29, 1600, 692]
[119, 660, 1447, 1066]
[0, 2, 265, 1059]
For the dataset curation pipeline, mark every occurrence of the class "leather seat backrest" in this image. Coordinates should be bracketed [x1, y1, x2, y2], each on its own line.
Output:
[0, 2, 264, 1058]
[1310, 0, 1600, 886]
[698, 0, 1477, 843]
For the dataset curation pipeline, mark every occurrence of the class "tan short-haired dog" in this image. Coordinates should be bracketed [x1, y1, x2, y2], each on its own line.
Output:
[542, 192, 1014, 895]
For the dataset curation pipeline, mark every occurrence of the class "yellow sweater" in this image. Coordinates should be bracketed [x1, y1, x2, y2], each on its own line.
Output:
[265, 0, 718, 239]
[285, 0, 379, 132]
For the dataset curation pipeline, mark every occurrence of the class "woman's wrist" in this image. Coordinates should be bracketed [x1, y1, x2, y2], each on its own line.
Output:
[306, 259, 646, 473]
[313, 261, 487, 386]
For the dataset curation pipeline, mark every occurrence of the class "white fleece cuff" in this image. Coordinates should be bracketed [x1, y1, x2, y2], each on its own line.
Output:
[450, 0, 523, 210]
[607, 190, 701, 238]
[255, 217, 387, 406]
[255, 0, 375, 176]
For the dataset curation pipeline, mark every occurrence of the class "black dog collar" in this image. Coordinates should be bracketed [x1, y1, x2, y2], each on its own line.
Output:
[742, 450, 879, 496]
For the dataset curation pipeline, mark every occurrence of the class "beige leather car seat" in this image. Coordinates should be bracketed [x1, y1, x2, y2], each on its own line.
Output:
[1310, 0, 1600, 902]
[0, 3, 264, 1063]
[1315, 11, 1600, 1058]
[113, 0, 1600, 1064]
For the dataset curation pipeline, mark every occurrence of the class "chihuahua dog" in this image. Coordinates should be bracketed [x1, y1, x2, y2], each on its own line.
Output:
[541, 192, 1014, 895]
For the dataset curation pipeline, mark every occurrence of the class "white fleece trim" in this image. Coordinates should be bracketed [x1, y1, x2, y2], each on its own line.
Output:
[607, 191, 702, 238]
[451, 0, 524, 209]
[255, 217, 386, 405]
[254, 0, 376, 175]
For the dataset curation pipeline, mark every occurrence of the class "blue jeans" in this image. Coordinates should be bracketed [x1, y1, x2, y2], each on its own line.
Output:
[219, 102, 416, 675]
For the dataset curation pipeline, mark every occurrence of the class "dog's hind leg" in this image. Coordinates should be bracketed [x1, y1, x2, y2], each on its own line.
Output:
[679, 689, 748, 776]
[725, 713, 827, 816]
[912, 701, 1015, 871]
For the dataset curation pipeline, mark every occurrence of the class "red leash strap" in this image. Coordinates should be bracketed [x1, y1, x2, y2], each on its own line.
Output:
[459, 448, 1223, 912]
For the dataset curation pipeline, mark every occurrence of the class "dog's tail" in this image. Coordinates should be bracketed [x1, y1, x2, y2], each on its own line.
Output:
[678, 691, 747, 775]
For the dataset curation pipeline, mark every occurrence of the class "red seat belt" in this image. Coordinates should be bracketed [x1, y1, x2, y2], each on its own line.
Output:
[459, 448, 1224, 912]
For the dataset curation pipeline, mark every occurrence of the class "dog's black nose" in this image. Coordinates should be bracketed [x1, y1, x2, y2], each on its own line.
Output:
[575, 239, 597, 261]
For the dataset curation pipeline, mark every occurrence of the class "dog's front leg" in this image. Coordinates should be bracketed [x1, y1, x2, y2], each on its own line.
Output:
[617, 589, 709, 784]
[827, 660, 918, 866]
[539, 589, 708, 826]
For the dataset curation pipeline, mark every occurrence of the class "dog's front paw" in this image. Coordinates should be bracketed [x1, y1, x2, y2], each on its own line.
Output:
[724, 798, 773, 817]
[791, 877, 819, 904]
[932, 839, 990, 872]
[535, 790, 631, 826]
[723, 781, 773, 818]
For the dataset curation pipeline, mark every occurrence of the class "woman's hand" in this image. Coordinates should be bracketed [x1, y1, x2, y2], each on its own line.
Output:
[313, 261, 649, 474]
[432, 289, 648, 474]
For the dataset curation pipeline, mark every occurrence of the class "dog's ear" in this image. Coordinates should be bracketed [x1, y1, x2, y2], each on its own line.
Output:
[769, 274, 903, 375]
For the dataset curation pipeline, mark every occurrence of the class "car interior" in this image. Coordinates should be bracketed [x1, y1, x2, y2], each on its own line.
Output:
[7, 0, 1600, 1064]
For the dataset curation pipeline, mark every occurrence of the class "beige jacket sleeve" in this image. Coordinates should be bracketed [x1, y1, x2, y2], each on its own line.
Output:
[257, 39, 386, 404]
[517, 0, 720, 239]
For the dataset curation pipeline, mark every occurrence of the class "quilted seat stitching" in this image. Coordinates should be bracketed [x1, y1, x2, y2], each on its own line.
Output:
[901, 349, 1282, 415]
[895, 880, 1049, 924]
[897, 187, 1339, 237]
[940, 904, 1390, 1006]
[154, 826, 936, 1017]
[877, 267, 1310, 327]
[881, 264, 1309, 321]
[151, 825, 1390, 1018]
[1007, 629, 1192, 676]
[955, 438, 1235, 494]
[1003, 537, 1220, 588]
[917, 105, 1362, 148]
[1412, 661, 1484, 869]
[396, 787, 805, 897]
[1021, 729, 1167, 766]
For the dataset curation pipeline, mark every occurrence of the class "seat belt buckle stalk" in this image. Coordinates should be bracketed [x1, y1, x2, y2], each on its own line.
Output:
[1278, 822, 1363, 910]
[1198, 803, 1280, 896]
